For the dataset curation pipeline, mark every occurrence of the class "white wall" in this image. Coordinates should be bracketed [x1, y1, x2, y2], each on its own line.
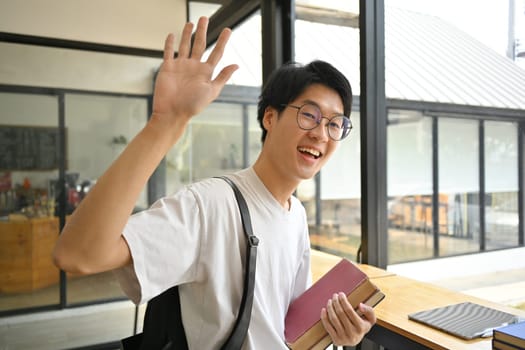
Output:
[0, 42, 162, 94]
[0, 0, 186, 50]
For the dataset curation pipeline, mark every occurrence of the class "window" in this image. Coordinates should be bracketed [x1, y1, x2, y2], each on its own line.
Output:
[485, 121, 519, 249]
[294, 2, 362, 260]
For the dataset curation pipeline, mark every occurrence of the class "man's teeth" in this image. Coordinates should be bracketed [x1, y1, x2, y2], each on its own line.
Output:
[298, 147, 321, 158]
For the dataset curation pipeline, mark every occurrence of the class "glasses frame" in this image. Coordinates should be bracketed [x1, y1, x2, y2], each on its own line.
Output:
[282, 103, 352, 141]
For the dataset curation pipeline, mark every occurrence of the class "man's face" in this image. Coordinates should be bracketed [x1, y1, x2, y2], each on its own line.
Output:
[262, 83, 345, 184]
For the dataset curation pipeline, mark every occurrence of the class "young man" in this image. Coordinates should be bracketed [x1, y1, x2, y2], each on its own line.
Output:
[53, 17, 376, 349]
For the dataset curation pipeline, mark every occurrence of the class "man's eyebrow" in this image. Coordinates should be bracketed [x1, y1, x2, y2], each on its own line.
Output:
[299, 99, 344, 116]
[299, 99, 317, 105]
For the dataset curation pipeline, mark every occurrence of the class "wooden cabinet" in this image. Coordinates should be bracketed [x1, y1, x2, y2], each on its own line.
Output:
[0, 217, 60, 293]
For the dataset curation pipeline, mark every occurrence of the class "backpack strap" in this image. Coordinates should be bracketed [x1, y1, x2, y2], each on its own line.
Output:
[216, 176, 259, 349]
[121, 176, 258, 350]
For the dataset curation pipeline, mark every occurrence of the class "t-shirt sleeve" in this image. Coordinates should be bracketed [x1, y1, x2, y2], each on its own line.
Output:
[113, 187, 203, 305]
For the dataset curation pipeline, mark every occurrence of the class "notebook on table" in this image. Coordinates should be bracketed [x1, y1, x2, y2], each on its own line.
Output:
[408, 302, 521, 340]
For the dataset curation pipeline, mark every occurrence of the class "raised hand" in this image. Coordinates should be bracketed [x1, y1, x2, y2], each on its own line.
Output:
[151, 16, 238, 128]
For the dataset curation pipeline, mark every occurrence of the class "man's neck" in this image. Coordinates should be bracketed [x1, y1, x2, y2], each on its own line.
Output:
[252, 159, 297, 210]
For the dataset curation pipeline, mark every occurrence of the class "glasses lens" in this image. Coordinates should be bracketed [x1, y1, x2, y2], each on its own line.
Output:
[328, 116, 352, 140]
[297, 104, 321, 130]
[295, 104, 352, 141]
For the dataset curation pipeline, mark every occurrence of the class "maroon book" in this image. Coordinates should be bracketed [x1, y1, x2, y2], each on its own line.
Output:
[284, 259, 384, 350]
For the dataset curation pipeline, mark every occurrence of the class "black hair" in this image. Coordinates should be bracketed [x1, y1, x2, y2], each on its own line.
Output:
[257, 60, 353, 143]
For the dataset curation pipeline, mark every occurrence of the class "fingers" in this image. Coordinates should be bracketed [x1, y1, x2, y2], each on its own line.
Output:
[175, 17, 233, 67]
[333, 293, 359, 330]
[321, 292, 376, 346]
[336, 293, 364, 326]
[207, 27, 232, 66]
[163, 33, 176, 61]
[327, 298, 345, 337]
[162, 16, 236, 89]
[358, 303, 377, 324]
[191, 16, 209, 59]
[326, 293, 359, 337]
[178, 21, 195, 58]
[320, 307, 337, 336]
[214, 64, 239, 87]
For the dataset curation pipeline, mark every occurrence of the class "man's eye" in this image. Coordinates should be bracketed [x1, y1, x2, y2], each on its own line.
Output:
[301, 112, 318, 121]
[328, 121, 342, 129]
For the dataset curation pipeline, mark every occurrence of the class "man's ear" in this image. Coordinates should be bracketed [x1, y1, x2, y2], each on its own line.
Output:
[262, 106, 277, 131]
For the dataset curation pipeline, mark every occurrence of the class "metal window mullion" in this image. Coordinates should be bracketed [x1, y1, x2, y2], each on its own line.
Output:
[58, 93, 67, 309]
[519, 122, 524, 245]
[479, 120, 486, 251]
[432, 116, 439, 256]
[261, 0, 295, 85]
[243, 104, 249, 168]
[359, 0, 387, 268]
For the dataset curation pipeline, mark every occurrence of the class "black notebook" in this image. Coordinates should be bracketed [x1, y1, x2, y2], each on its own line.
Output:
[408, 302, 521, 340]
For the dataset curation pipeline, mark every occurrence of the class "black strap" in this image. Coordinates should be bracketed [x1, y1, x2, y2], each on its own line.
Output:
[216, 176, 259, 349]
[121, 177, 257, 350]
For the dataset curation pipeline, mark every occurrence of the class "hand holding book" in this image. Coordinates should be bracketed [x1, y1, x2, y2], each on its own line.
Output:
[320, 291, 377, 347]
[284, 259, 385, 350]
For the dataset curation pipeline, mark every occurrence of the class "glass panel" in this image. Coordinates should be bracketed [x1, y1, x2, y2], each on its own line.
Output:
[164, 102, 259, 194]
[438, 118, 480, 256]
[0, 92, 60, 312]
[387, 111, 433, 263]
[166, 103, 245, 193]
[485, 121, 519, 249]
[294, 2, 361, 260]
[207, 12, 263, 88]
[64, 93, 148, 304]
[247, 104, 262, 165]
[165, 13, 263, 194]
[295, 10, 360, 96]
[304, 113, 361, 260]
[384, 1, 524, 313]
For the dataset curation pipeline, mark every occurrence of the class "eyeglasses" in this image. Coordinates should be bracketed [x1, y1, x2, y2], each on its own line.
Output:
[282, 103, 352, 141]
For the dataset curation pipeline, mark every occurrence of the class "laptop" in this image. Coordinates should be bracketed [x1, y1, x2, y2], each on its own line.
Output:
[408, 302, 521, 340]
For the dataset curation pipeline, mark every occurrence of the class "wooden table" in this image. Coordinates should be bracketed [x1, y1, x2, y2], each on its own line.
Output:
[310, 250, 525, 350]
[310, 249, 394, 281]
[368, 274, 525, 350]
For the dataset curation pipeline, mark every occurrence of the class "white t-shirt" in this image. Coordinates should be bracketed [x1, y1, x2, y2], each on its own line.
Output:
[114, 167, 312, 349]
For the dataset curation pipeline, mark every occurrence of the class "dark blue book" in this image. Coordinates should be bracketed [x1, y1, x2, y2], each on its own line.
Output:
[493, 321, 525, 349]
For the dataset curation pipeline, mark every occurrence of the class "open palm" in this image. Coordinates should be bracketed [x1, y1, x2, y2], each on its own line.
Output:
[152, 17, 238, 124]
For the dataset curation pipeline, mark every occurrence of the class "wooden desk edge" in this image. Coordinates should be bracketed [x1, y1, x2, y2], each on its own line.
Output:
[310, 250, 525, 350]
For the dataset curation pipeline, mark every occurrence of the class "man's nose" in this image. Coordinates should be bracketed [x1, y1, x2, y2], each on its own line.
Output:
[308, 118, 330, 141]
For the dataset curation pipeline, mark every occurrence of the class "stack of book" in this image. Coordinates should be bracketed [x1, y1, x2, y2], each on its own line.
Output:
[492, 321, 525, 350]
[284, 258, 385, 350]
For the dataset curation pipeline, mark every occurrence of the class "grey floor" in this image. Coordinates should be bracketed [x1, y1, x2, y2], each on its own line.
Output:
[0, 301, 146, 350]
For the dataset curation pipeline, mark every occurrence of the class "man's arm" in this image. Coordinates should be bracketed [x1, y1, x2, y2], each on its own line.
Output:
[53, 17, 238, 275]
